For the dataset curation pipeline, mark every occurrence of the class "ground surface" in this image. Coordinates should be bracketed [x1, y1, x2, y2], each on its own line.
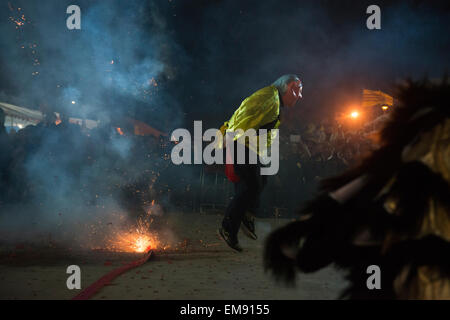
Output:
[0, 212, 348, 300]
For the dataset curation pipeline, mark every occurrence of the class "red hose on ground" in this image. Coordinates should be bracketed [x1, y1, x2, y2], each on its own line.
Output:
[72, 250, 154, 300]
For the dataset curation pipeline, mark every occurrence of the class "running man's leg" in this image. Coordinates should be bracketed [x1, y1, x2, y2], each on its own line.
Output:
[222, 162, 261, 240]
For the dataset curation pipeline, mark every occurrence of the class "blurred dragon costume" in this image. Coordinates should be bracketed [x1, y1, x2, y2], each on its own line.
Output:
[264, 79, 450, 299]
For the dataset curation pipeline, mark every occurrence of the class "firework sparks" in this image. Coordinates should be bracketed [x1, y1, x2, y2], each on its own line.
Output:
[85, 203, 166, 254]
[109, 214, 160, 253]
[112, 232, 157, 253]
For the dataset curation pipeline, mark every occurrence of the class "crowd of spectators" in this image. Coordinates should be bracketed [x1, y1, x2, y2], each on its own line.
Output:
[0, 108, 382, 219]
[0, 108, 176, 218]
[267, 118, 378, 215]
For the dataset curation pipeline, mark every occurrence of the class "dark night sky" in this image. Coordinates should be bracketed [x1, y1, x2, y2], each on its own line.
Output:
[1, 0, 449, 132]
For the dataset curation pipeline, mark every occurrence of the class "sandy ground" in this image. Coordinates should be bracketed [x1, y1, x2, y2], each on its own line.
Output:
[0, 212, 348, 300]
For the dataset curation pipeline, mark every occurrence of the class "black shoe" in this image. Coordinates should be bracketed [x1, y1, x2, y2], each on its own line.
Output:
[241, 214, 257, 240]
[218, 228, 243, 252]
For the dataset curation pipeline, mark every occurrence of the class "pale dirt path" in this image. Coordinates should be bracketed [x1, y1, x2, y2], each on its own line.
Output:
[0, 212, 348, 299]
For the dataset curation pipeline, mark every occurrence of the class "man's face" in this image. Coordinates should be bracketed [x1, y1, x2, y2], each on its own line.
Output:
[282, 80, 303, 107]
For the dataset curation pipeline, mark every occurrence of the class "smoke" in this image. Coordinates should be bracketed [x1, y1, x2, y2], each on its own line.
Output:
[0, 0, 449, 249]
[0, 0, 188, 249]
[169, 0, 450, 126]
[1, 0, 449, 126]
[0, 0, 184, 129]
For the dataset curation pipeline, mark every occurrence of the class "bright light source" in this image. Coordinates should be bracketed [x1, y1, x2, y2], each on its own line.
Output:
[71, 101, 76, 104]
[350, 111, 359, 118]
[381, 105, 389, 111]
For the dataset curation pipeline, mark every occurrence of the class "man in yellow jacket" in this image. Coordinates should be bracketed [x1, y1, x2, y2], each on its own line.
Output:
[218, 74, 303, 252]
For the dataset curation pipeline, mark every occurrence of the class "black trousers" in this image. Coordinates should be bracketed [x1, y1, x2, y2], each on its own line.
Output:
[222, 146, 268, 240]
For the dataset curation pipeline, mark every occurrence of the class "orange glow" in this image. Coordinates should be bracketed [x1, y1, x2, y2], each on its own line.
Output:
[107, 214, 160, 253]
[350, 111, 359, 119]
[116, 127, 124, 135]
[381, 105, 389, 111]
[85, 201, 168, 254]
[113, 232, 156, 253]
[134, 235, 153, 253]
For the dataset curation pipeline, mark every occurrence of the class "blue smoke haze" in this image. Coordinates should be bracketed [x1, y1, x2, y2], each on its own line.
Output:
[0, 0, 183, 130]
[0, 0, 448, 246]
[1, 1, 449, 127]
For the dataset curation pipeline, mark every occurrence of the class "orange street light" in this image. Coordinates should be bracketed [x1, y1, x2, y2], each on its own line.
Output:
[350, 111, 359, 119]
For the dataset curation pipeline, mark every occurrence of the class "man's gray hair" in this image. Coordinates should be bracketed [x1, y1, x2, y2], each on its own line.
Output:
[272, 74, 301, 95]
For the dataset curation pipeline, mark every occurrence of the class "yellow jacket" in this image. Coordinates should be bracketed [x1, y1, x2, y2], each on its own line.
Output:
[218, 85, 281, 155]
